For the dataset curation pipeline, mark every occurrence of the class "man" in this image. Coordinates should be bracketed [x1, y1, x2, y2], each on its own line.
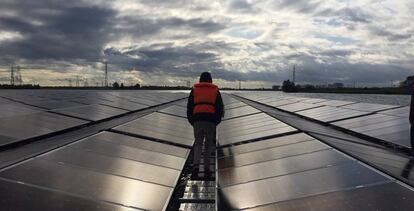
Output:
[187, 72, 224, 179]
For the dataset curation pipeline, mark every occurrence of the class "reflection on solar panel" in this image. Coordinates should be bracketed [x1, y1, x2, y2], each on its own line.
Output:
[218, 133, 315, 158]
[219, 161, 389, 209]
[0, 180, 140, 211]
[266, 99, 298, 107]
[98, 99, 148, 111]
[24, 100, 85, 110]
[277, 102, 324, 112]
[218, 113, 297, 146]
[113, 112, 194, 147]
[0, 112, 88, 146]
[225, 101, 247, 110]
[0, 102, 43, 118]
[334, 113, 410, 147]
[379, 106, 409, 117]
[52, 104, 128, 121]
[341, 102, 399, 112]
[159, 105, 187, 117]
[223, 106, 261, 120]
[315, 100, 356, 107]
[244, 182, 414, 211]
[296, 106, 369, 122]
[0, 130, 190, 210]
[0, 159, 173, 210]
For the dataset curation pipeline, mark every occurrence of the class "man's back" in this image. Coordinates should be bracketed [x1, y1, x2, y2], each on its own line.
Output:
[186, 72, 224, 180]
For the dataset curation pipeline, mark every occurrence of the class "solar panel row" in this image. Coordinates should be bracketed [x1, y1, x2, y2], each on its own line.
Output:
[235, 92, 410, 149]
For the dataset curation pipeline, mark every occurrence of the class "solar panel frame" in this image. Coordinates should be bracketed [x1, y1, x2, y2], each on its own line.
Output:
[40, 147, 181, 187]
[219, 162, 389, 210]
[0, 159, 173, 211]
[218, 149, 352, 187]
[0, 180, 142, 211]
[218, 140, 331, 169]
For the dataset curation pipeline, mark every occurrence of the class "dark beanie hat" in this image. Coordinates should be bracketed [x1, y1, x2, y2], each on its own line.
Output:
[199, 72, 212, 83]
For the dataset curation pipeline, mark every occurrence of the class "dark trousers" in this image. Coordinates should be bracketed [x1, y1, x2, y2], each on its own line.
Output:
[193, 121, 216, 172]
[411, 125, 414, 152]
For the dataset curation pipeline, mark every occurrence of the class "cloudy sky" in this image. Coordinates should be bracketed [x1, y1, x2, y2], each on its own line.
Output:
[0, 0, 413, 87]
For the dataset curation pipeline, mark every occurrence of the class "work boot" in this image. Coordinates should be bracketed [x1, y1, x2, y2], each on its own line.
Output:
[190, 167, 199, 180]
[204, 169, 214, 181]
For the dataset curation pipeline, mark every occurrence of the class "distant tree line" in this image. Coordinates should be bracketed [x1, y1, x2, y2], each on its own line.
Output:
[0, 84, 40, 89]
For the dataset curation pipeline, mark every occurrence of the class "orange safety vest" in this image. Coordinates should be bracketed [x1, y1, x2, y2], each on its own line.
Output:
[193, 82, 218, 114]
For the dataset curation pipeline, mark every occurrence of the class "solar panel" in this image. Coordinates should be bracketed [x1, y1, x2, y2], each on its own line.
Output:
[219, 162, 389, 210]
[218, 133, 315, 158]
[0, 180, 140, 211]
[379, 106, 409, 118]
[40, 148, 181, 187]
[0, 102, 43, 118]
[98, 99, 148, 111]
[113, 113, 194, 147]
[218, 125, 296, 146]
[243, 182, 414, 211]
[218, 149, 351, 187]
[333, 114, 410, 147]
[341, 102, 399, 112]
[277, 102, 324, 112]
[0, 159, 173, 211]
[218, 140, 331, 169]
[316, 100, 356, 107]
[266, 99, 298, 107]
[52, 104, 128, 121]
[223, 106, 261, 120]
[0, 112, 88, 146]
[91, 132, 189, 158]
[24, 100, 85, 110]
[158, 105, 187, 117]
[70, 139, 186, 170]
[297, 106, 369, 122]
[299, 98, 329, 104]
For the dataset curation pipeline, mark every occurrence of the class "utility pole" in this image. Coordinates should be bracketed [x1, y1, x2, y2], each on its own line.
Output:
[10, 65, 14, 85]
[239, 81, 241, 90]
[75, 75, 80, 87]
[16, 66, 22, 85]
[104, 62, 108, 88]
[292, 65, 296, 84]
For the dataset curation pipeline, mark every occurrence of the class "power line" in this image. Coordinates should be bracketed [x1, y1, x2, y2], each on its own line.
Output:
[104, 62, 108, 88]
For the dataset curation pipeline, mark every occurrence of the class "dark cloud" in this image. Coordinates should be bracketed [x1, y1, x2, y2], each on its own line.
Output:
[319, 49, 353, 57]
[369, 26, 412, 41]
[228, 0, 257, 13]
[0, 0, 412, 86]
[276, 0, 321, 13]
[282, 54, 412, 85]
[0, 5, 115, 61]
[116, 16, 225, 38]
[317, 7, 372, 24]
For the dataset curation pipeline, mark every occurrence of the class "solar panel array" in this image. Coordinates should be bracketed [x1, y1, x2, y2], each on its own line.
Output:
[221, 92, 414, 210]
[1, 90, 414, 210]
[0, 90, 189, 210]
[235, 92, 409, 148]
[0, 90, 187, 147]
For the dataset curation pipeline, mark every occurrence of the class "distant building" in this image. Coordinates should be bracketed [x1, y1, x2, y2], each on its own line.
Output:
[400, 76, 414, 88]
[328, 83, 344, 88]
[272, 85, 280, 90]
